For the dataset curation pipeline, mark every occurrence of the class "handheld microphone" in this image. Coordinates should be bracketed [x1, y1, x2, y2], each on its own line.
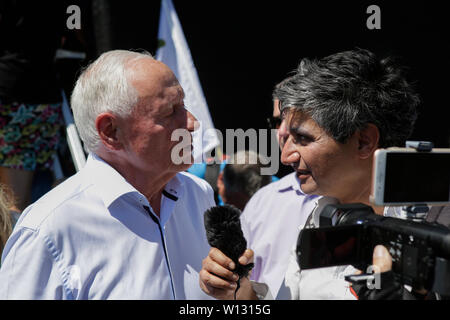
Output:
[204, 205, 254, 295]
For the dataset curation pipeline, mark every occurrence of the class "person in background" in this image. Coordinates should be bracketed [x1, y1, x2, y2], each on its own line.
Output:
[188, 76, 293, 199]
[267, 78, 285, 137]
[0, 1, 68, 211]
[216, 150, 272, 211]
[0, 184, 20, 259]
[187, 152, 229, 204]
[188, 150, 278, 206]
[238, 77, 319, 298]
[268, 78, 293, 179]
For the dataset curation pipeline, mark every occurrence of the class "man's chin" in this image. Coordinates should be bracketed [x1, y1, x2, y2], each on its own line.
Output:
[180, 160, 194, 171]
[175, 155, 194, 171]
[297, 179, 318, 195]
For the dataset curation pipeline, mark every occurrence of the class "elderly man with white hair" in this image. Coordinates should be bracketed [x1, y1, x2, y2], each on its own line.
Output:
[0, 50, 216, 299]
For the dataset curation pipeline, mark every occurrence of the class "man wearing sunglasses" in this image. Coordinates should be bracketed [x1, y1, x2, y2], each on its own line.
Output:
[238, 77, 319, 299]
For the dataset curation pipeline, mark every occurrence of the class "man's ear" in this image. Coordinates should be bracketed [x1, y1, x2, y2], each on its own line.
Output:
[95, 113, 123, 150]
[357, 123, 380, 159]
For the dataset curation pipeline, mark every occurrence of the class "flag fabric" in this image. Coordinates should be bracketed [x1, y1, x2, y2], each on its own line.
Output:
[156, 0, 220, 163]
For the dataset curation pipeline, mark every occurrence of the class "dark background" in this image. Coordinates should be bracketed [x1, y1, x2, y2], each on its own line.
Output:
[66, 0, 450, 147]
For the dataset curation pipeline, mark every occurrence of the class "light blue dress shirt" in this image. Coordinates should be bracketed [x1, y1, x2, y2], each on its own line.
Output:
[240, 172, 319, 298]
[0, 154, 215, 299]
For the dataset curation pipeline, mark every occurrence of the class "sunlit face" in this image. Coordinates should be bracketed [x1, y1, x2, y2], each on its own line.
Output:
[278, 110, 362, 200]
[118, 59, 195, 176]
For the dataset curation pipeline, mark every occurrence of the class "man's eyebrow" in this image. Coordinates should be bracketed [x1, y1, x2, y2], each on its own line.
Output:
[289, 125, 314, 139]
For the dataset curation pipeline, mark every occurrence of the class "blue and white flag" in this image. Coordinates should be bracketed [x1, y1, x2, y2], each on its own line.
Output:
[156, 0, 220, 163]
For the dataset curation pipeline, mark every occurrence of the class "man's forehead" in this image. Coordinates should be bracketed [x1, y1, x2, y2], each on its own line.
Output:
[164, 83, 185, 102]
[284, 109, 316, 129]
[290, 109, 310, 122]
[129, 59, 181, 96]
[282, 107, 308, 121]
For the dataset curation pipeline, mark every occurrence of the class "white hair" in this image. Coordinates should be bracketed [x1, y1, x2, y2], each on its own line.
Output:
[70, 50, 154, 153]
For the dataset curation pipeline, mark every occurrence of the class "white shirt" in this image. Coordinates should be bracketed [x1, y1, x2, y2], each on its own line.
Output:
[240, 172, 319, 298]
[277, 197, 358, 300]
[0, 154, 215, 300]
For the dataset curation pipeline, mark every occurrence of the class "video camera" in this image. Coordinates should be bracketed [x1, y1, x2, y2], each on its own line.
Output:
[296, 142, 450, 297]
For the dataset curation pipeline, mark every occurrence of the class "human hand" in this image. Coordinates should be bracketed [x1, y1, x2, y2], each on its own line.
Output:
[350, 245, 392, 285]
[372, 245, 392, 273]
[199, 247, 254, 300]
[351, 245, 402, 300]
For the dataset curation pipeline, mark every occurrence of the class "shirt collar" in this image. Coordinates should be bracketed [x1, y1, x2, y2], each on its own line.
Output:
[277, 172, 308, 195]
[83, 153, 148, 208]
[159, 174, 185, 226]
[83, 154, 186, 221]
[163, 173, 184, 201]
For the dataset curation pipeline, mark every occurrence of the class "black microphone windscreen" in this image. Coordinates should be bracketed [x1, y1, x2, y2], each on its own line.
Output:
[204, 205, 253, 278]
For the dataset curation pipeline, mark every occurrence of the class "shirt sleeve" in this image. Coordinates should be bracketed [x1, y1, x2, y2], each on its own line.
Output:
[0, 227, 65, 299]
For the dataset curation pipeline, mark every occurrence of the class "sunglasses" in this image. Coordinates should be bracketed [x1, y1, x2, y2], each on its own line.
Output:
[266, 116, 282, 130]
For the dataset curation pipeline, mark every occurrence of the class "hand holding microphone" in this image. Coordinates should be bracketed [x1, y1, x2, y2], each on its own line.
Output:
[200, 205, 256, 300]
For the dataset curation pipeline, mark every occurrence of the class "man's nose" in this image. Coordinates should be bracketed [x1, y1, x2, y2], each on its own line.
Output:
[280, 136, 301, 166]
[186, 110, 199, 132]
